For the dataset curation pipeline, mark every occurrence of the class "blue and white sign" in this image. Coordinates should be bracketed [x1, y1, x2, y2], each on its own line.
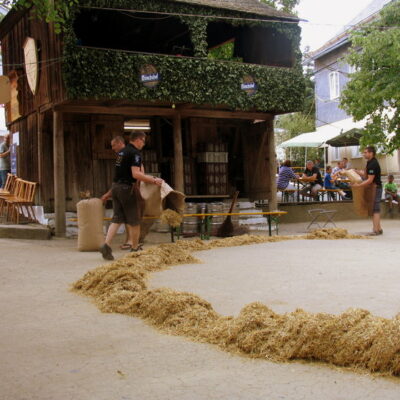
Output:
[241, 75, 258, 96]
[140, 65, 161, 88]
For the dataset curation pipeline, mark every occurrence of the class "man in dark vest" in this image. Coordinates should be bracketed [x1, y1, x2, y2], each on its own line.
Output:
[100, 132, 163, 260]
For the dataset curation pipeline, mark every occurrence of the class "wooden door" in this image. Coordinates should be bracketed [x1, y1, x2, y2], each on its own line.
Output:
[243, 120, 274, 201]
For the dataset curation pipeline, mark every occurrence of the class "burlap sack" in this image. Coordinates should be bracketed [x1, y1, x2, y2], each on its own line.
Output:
[161, 182, 185, 214]
[139, 181, 185, 241]
[140, 181, 185, 216]
[77, 198, 104, 251]
[140, 182, 163, 217]
[341, 169, 363, 184]
[352, 184, 376, 217]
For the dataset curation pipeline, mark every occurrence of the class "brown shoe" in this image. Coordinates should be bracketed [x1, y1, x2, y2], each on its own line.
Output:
[100, 243, 114, 260]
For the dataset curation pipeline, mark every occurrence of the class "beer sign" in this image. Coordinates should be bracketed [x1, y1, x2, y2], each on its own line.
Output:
[140, 65, 160, 88]
[241, 75, 257, 96]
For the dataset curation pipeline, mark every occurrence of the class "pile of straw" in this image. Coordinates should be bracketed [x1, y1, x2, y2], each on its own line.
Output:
[305, 228, 367, 240]
[72, 229, 400, 377]
[160, 209, 183, 228]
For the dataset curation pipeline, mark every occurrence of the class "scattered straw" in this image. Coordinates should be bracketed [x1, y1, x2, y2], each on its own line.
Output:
[71, 229, 400, 377]
[160, 209, 183, 228]
[305, 228, 367, 240]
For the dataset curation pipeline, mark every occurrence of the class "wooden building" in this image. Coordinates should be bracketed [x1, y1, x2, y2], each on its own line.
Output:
[0, 0, 304, 235]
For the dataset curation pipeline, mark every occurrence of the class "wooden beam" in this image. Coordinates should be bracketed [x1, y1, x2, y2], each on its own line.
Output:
[179, 108, 273, 120]
[173, 113, 184, 193]
[54, 105, 176, 117]
[266, 119, 278, 211]
[37, 111, 44, 205]
[53, 110, 66, 236]
[55, 103, 273, 121]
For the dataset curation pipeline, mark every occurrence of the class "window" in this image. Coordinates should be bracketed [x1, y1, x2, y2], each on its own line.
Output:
[333, 146, 340, 160]
[74, 10, 194, 57]
[329, 71, 340, 100]
[351, 145, 362, 158]
[206, 22, 294, 67]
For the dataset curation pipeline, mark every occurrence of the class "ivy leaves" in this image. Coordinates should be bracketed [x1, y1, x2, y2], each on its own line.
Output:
[4, 0, 79, 32]
[63, 47, 304, 113]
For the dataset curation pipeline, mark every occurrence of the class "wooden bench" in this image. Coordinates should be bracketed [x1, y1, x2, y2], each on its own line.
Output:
[279, 189, 296, 202]
[318, 188, 343, 201]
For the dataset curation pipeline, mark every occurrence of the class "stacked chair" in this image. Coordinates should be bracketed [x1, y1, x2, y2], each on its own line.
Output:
[0, 173, 38, 224]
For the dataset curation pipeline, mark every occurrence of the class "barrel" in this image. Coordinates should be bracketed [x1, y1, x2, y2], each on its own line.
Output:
[208, 202, 224, 234]
[182, 203, 199, 234]
[155, 221, 171, 233]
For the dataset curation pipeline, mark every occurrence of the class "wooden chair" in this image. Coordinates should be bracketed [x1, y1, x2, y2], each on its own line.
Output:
[0, 173, 16, 195]
[0, 175, 18, 218]
[5, 179, 38, 224]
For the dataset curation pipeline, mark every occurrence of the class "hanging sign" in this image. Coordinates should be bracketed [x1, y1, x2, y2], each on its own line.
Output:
[140, 64, 160, 88]
[23, 37, 39, 95]
[241, 75, 258, 96]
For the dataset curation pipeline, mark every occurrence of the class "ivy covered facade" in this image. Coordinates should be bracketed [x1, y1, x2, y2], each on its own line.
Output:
[0, 0, 304, 235]
[63, 0, 304, 112]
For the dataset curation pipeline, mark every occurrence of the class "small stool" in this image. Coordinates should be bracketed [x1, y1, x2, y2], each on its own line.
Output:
[306, 208, 337, 230]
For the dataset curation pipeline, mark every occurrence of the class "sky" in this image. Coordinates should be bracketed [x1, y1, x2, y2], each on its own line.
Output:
[297, 0, 379, 52]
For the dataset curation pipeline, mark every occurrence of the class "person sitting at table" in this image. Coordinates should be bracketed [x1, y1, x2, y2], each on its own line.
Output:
[300, 160, 323, 200]
[332, 161, 352, 199]
[277, 160, 299, 191]
[324, 165, 346, 200]
[343, 157, 352, 170]
[332, 160, 344, 175]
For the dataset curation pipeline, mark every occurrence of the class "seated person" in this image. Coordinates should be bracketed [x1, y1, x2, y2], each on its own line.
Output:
[277, 160, 299, 191]
[343, 157, 352, 170]
[332, 161, 343, 175]
[324, 166, 346, 199]
[384, 174, 400, 212]
[300, 160, 323, 200]
[332, 160, 352, 199]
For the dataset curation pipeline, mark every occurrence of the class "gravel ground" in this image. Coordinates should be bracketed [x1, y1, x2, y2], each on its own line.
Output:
[1, 219, 400, 400]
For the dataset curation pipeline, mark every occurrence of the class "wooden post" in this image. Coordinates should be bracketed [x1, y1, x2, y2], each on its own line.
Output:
[173, 112, 184, 192]
[37, 112, 44, 205]
[267, 119, 278, 211]
[53, 110, 66, 236]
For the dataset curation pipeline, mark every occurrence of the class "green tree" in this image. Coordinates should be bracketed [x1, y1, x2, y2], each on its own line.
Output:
[341, 0, 400, 153]
[0, 0, 78, 32]
[275, 59, 318, 166]
[260, 0, 299, 14]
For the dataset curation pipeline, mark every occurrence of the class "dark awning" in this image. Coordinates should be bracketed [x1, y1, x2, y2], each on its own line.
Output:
[325, 128, 363, 147]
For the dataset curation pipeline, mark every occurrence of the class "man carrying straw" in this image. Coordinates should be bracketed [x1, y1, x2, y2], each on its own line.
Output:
[100, 133, 163, 260]
[352, 146, 383, 236]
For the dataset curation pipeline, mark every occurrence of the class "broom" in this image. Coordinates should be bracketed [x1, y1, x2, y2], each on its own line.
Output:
[216, 191, 240, 237]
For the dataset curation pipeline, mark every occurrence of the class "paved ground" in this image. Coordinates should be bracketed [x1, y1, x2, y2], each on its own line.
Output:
[1, 220, 400, 400]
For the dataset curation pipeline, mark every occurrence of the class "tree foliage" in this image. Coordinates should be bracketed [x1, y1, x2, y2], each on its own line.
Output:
[275, 62, 316, 165]
[341, 1, 400, 153]
[260, 0, 299, 14]
[0, 0, 78, 32]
